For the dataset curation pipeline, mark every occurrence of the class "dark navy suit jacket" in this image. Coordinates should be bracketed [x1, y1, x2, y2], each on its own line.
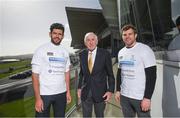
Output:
[78, 48, 115, 103]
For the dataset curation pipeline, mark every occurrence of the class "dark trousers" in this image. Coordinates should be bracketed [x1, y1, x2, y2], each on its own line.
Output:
[81, 90, 106, 117]
[120, 95, 150, 117]
[35, 92, 67, 117]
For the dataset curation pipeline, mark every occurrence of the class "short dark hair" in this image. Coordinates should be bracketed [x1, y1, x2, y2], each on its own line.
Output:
[50, 23, 64, 33]
[121, 24, 137, 34]
[176, 16, 180, 26]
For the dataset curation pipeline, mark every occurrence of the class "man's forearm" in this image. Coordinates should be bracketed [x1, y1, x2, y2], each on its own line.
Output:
[144, 66, 157, 99]
[78, 65, 83, 89]
[32, 73, 41, 100]
[65, 71, 70, 93]
[116, 68, 121, 91]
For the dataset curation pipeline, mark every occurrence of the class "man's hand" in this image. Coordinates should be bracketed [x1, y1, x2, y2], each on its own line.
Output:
[141, 98, 151, 112]
[114, 91, 120, 102]
[66, 91, 71, 104]
[77, 89, 81, 99]
[103, 92, 112, 102]
[35, 98, 44, 113]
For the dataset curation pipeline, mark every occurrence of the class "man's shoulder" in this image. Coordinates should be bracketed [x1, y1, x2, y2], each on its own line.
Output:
[79, 49, 87, 56]
[97, 48, 108, 53]
[118, 47, 126, 53]
[59, 45, 69, 53]
[80, 49, 87, 54]
[137, 42, 152, 50]
[96, 49, 109, 57]
[37, 42, 50, 49]
[33, 42, 50, 53]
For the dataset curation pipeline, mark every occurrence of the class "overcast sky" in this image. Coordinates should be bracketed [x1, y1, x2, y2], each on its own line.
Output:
[0, 0, 101, 56]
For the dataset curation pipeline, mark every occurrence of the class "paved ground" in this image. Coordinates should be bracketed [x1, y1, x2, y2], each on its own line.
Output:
[68, 95, 123, 117]
[68, 63, 124, 117]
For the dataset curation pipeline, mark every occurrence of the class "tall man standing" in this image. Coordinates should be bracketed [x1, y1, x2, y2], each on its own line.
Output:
[115, 24, 157, 117]
[31, 23, 71, 117]
[78, 32, 115, 117]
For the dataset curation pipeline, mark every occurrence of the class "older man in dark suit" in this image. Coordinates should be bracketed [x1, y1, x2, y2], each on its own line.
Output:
[77, 32, 115, 117]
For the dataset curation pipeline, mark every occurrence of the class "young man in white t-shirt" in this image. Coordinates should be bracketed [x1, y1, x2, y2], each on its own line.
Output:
[115, 24, 157, 117]
[31, 23, 71, 117]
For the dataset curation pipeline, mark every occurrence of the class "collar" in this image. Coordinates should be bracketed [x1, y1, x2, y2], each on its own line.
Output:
[50, 41, 61, 47]
[88, 47, 97, 54]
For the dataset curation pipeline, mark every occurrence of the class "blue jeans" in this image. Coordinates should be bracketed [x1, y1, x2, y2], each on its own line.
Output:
[35, 92, 66, 117]
[120, 95, 150, 117]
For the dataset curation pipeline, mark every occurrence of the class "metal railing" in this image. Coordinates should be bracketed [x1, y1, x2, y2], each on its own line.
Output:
[0, 66, 80, 117]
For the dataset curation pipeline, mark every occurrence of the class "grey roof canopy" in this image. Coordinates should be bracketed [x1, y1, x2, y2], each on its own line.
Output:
[65, 7, 108, 49]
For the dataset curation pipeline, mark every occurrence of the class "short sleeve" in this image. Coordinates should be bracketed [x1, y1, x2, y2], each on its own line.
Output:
[31, 49, 42, 74]
[142, 46, 156, 68]
[65, 52, 71, 72]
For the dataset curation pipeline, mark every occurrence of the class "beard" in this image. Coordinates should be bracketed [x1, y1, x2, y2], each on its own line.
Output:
[51, 38, 61, 45]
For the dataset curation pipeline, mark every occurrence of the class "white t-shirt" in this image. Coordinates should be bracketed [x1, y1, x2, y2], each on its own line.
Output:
[31, 42, 71, 95]
[118, 42, 156, 100]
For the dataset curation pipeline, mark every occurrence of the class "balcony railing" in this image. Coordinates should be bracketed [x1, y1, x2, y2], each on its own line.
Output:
[0, 66, 80, 117]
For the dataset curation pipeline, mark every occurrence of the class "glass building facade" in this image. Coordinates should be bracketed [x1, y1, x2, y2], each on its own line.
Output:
[118, 0, 180, 61]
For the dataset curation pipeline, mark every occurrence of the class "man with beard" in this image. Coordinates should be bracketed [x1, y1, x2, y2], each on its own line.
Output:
[115, 24, 156, 117]
[31, 23, 71, 117]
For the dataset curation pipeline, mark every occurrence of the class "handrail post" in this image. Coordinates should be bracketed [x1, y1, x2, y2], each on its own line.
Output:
[74, 68, 79, 107]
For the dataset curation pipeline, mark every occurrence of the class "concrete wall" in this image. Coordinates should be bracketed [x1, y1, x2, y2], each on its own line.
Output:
[151, 60, 180, 117]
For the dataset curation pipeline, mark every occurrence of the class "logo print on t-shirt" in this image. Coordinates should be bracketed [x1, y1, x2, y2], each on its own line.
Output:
[48, 69, 52, 73]
[119, 55, 135, 67]
[48, 57, 66, 75]
[49, 57, 65, 63]
[47, 52, 54, 56]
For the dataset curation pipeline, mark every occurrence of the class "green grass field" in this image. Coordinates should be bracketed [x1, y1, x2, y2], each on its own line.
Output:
[0, 60, 31, 79]
[0, 60, 30, 70]
[0, 59, 79, 117]
[0, 89, 76, 117]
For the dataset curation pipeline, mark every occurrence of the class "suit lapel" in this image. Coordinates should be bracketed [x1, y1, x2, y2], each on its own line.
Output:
[91, 48, 99, 74]
[83, 50, 89, 74]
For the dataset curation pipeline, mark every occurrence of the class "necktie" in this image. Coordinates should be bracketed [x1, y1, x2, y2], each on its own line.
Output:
[88, 52, 93, 73]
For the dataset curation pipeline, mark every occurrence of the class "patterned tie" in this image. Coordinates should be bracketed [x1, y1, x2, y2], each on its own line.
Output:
[88, 52, 93, 73]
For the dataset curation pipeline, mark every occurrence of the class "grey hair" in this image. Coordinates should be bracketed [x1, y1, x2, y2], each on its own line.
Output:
[84, 32, 98, 44]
